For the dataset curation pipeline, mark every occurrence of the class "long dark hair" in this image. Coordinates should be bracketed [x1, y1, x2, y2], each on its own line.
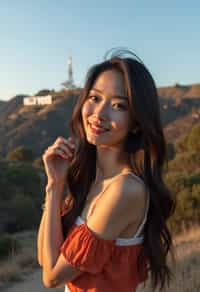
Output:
[61, 48, 176, 291]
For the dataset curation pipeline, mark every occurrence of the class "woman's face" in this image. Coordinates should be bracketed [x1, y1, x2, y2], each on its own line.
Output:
[81, 69, 132, 150]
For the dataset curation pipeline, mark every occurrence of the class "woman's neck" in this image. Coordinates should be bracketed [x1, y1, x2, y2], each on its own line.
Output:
[94, 164, 133, 184]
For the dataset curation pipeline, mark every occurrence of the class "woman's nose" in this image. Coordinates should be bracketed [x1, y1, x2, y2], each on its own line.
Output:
[94, 101, 109, 118]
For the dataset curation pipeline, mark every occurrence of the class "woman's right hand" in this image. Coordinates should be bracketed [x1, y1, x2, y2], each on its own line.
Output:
[42, 136, 76, 187]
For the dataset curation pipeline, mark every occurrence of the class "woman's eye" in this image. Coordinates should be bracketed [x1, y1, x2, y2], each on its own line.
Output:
[88, 96, 127, 110]
[113, 103, 127, 110]
[89, 95, 99, 102]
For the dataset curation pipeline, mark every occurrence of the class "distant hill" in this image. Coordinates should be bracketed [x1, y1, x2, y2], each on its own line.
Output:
[163, 111, 200, 142]
[0, 95, 25, 116]
[0, 100, 6, 105]
[158, 83, 200, 99]
[158, 83, 200, 141]
[0, 84, 200, 157]
[0, 100, 7, 114]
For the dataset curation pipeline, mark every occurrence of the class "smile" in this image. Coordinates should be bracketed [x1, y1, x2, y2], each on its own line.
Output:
[88, 123, 109, 135]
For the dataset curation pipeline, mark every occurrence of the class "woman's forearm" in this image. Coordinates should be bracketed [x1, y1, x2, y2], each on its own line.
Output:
[42, 183, 65, 286]
[37, 182, 66, 267]
[44, 184, 64, 266]
[37, 210, 47, 266]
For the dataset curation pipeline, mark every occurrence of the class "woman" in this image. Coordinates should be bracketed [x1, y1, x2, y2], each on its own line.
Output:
[37, 48, 176, 292]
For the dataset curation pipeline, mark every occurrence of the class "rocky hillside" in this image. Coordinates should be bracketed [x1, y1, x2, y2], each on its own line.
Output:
[0, 84, 200, 158]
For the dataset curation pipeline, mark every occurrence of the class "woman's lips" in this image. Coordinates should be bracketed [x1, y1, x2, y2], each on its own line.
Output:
[88, 123, 109, 135]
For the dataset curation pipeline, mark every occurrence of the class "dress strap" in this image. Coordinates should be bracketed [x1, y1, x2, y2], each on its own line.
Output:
[131, 190, 150, 238]
[121, 172, 150, 238]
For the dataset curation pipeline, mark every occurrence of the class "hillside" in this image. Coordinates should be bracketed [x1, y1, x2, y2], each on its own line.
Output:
[164, 111, 200, 142]
[0, 90, 80, 157]
[0, 84, 200, 157]
[158, 83, 200, 99]
[0, 100, 7, 114]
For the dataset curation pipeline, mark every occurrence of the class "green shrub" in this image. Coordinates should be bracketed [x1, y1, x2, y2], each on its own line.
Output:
[188, 173, 200, 185]
[0, 161, 43, 232]
[168, 184, 200, 234]
[33, 156, 44, 169]
[166, 142, 176, 160]
[187, 123, 200, 152]
[175, 134, 189, 153]
[164, 171, 190, 193]
[9, 194, 39, 230]
[168, 151, 200, 172]
[0, 175, 14, 201]
[5, 163, 41, 197]
[0, 233, 21, 259]
[175, 123, 200, 153]
[7, 146, 34, 162]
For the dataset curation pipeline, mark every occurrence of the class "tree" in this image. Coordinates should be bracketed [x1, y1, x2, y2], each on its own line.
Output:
[7, 146, 34, 162]
[0, 233, 21, 259]
[33, 156, 44, 169]
[168, 151, 200, 173]
[175, 134, 189, 153]
[9, 194, 38, 230]
[36, 89, 51, 96]
[164, 171, 189, 193]
[166, 142, 175, 160]
[5, 162, 41, 197]
[187, 123, 200, 152]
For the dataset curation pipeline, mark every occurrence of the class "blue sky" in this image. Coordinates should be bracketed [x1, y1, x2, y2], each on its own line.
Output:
[0, 0, 199, 101]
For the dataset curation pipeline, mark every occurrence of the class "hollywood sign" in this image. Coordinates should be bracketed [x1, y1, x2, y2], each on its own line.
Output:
[23, 95, 52, 106]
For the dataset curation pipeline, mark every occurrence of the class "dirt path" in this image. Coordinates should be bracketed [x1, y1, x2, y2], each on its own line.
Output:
[3, 269, 64, 292]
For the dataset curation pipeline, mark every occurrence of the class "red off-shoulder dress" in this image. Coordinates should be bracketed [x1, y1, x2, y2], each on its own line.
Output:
[60, 172, 150, 292]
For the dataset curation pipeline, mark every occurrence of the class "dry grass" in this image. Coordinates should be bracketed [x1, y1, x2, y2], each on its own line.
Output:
[137, 225, 200, 292]
[0, 230, 38, 290]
